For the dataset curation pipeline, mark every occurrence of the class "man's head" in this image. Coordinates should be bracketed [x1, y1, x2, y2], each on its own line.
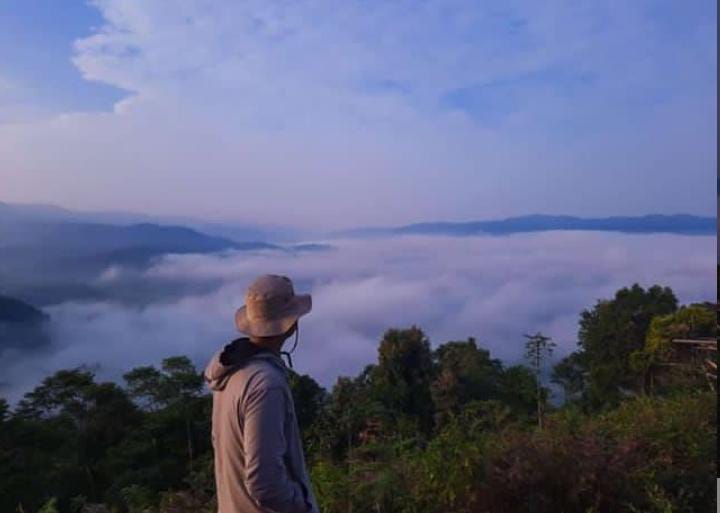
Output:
[249, 322, 297, 352]
[235, 275, 311, 351]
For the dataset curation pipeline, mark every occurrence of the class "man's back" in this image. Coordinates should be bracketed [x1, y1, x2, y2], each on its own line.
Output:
[205, 340, 318, 513]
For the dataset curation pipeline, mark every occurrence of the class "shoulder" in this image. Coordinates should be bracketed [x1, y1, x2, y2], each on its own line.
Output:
[249, 354, 288, 386]
[226, 355, 288, 399]
[241, 360, 292, 416]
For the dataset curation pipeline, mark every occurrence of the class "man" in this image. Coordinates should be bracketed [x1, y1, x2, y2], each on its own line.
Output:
[204, 274, 319, 513]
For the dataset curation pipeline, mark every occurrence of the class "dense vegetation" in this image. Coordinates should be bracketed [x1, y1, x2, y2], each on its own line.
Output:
[0, 284, 716, 513]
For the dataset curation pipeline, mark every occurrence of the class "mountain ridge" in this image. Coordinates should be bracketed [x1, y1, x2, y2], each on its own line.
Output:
[333, 214, 716, 238]
[0, 201, 298, 242]
[0, 203, 334, 306]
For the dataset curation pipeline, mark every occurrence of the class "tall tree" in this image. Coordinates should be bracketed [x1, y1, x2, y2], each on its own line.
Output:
[554, 284, 678, 409]
[431, 338, 503, 427]
[498, 365, 538, 420]
[371, 327, 436, 436]
[551, 351, 586, 401]
[124, 356, 204, 409]
[123, 356, 205, 472]
[11, 370, 139, 510]
[288, 371, 327, 433]
[326, 372, 379, 458]
[523, 332, 556, 429]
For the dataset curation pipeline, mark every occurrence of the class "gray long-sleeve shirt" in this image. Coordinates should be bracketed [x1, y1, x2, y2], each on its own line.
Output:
[205, 341, 319, 513]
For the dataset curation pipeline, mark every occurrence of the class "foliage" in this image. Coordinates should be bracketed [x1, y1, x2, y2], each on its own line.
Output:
[631, 304, 716, 393]
[431, 337, 504, 427]
[288, 371, 327, 433]
[0, 284, 715, 513]
[643, 303, 716, 358]
[554, 284, 678, 409]
[551, 350, 587, 400]
[370, 326, 436, 436]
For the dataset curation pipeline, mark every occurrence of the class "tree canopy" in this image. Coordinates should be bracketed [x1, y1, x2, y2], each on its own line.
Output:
[0, 283, 715, 513]
[553, 283, 678, 408]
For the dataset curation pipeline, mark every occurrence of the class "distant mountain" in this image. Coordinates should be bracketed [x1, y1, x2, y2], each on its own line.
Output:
[0, 219, 280, 303]
[0, 295, 50, 351]
[0, 201, 75, 223]
[0, 203, 280, 305]
[289, 243, 336, 252]
[334, 214, 716, 238]
[0, 202, 334, 305]
[0, 201, 302, 242]
[0, 220, 276, 263]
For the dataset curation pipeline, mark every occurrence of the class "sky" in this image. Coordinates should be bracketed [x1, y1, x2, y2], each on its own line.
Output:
[1, 231, 715, 401]
[0, 0, 716, 229]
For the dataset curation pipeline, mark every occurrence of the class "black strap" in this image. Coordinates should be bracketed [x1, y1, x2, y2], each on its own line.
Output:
[280, 325, 300, 369]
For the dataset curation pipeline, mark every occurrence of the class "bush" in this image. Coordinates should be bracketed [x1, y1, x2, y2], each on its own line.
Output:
[471, 393, 716, 513]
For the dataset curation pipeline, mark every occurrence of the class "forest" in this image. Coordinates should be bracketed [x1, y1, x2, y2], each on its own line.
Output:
[1, 283, 716, 513]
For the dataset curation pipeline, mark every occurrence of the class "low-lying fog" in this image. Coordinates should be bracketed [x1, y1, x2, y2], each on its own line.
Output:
[1, 232, 715, 402]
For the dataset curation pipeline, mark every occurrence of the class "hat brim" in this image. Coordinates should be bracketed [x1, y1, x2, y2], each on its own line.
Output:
[235, 294, 312, 337]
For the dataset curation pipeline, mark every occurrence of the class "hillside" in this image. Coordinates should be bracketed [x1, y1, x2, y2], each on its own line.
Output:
[0, 295, 50, 351]
[0, 219, 278, 305]
[0, 295, 47, 323]
[0, 219, 274, 254]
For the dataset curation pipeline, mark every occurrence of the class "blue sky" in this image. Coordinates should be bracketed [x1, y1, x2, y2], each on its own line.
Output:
[0, 1, 125, 119]
[0, 0, 716, 228]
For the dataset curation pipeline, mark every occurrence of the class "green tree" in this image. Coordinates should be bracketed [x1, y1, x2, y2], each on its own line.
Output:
[370, 327, 435, 436]
[551, 351, 586, 402]
[633, 303, 717, 393]
[523, 332, 556, 429]
[498, 364, 540, 421]
[555, 284, 677, 409]
[123, 356, 205, 472]
[431, 338, 503, 428]
[124, 356, 204, 409]
[10, 370, 139, 511]
[0, 397, 8, 423]
[288, 372, 327, 432]
[644, 303, 716, 356]
[3, 312, 716, 513]
[317, 369, 381, 461]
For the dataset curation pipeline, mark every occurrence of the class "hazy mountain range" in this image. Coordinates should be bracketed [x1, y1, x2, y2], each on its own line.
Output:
[0, 202, 327, 306]
[334, 214, 716, 238]
[0, 201, 298, 242]
[0, 201, 715, 381]
[0, 201, 715, 307]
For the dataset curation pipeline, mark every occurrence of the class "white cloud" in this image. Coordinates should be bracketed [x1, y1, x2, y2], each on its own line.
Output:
[0, 0, 715, 226]
[1, 232, 714, 401]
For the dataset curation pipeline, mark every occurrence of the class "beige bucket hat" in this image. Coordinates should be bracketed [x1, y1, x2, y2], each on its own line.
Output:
[235, 274, 312, 337]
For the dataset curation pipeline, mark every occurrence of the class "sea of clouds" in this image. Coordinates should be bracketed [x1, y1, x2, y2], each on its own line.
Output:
[1, 232, 715, 402]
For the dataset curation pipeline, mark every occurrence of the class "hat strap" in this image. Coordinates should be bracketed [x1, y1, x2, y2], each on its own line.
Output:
[280, 324, 300, 369]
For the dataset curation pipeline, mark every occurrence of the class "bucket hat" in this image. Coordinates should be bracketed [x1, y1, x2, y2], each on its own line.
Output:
[235, 275, 312, 337]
